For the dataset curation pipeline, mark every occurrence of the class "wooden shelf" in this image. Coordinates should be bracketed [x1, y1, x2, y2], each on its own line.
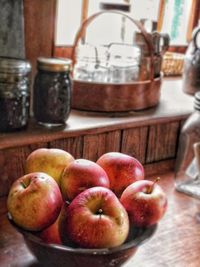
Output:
[0, 78, 194, 150]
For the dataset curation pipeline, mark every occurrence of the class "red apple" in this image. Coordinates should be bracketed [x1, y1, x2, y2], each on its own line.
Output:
[59, 186, 129, 249]
[38, 209, 62, 245]
[120, 179, 168, 227]
[7, 172, 63, 231]
[60, 159, 110, 201]
[97, 152, 144, 197]
[25, 148, 74, 185]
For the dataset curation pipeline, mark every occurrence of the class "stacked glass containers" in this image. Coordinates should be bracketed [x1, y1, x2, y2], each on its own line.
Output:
[73, 43, 141, 83]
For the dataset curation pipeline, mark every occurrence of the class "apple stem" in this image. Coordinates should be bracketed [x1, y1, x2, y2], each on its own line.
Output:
[98, 208, 103, 217]
[146, 177, 160, 194]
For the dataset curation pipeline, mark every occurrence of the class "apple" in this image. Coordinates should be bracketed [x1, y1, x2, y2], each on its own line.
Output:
[60, 159, 110, 201]
[25, 148, 74, 185]
[120, 179, 168, 227]
[7, 172, 63, 231]
[96, 152, 144, 197]
[37, 209, 62, 245]
[59, 186, 129, 249]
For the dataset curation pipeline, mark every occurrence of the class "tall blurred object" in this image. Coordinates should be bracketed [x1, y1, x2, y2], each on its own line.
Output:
[175, 92, 200, 199]
[182, 26, 200, 95]
[0, 0, 25, 58]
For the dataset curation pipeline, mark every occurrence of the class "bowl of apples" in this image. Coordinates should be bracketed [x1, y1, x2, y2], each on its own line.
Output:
[7, 149, 167, 267]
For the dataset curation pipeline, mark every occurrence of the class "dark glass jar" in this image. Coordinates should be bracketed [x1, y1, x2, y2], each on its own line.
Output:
[33, 58, 72, 127]
[0, 57, 31, 132]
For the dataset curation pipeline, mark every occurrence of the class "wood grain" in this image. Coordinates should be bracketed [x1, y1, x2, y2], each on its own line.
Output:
[0, 143, 48, 197]
[1, 172, 200, 267]
[81, 0, 89, 22]
[53, 46, 73, 59]
[0, 147, 27, 196]
[50, 136, 83, 159]
[186, 0, 200, 42]
[146, 121, 180, 163]
[144, 159, 175, 177]
[156, 0, 166, 32]
[121, 127, 148, 164]
[83, 130, 121, 161]
[24, 0, 56, 73]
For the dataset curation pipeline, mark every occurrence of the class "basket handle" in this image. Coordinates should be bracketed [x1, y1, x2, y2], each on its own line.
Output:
[71, 10, 155, 81]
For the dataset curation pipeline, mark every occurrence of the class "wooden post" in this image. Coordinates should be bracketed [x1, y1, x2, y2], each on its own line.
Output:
[157, 0, 166, 32]
[186, 0, 200, 42]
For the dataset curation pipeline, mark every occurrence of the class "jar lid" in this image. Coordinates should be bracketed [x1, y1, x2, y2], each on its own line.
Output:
[0, 57, 31, 74]
[37, 57, 72, 72]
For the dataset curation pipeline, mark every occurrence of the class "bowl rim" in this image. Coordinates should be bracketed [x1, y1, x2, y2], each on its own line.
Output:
[8, 213, 157, 255]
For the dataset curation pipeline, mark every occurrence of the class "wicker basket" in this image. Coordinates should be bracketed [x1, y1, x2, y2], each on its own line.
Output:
[162, 52, 185, 76]
[71, 11, 162, 112]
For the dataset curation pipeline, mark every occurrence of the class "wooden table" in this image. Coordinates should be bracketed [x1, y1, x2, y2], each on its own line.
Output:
[1, 172, 200, 267]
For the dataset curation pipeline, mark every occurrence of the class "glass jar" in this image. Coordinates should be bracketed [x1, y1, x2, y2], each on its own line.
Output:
[73, 43, 141, 84]
[107, 43, 141, 83]
[73, 44, 99, 82]
[175, 91, 200, 198]
[33, 58, 72, 127]
[0, 57, 31, 132]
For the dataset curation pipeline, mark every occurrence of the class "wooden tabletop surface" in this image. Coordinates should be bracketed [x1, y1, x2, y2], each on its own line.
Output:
[0, 172, 200, 267]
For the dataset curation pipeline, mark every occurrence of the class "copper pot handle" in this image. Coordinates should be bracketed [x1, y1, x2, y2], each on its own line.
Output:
[71, 10, 155, 81]
[151, 31, 170, 55]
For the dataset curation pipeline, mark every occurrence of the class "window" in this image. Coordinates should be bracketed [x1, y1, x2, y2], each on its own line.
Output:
[160, 0, 197, 45]
[55, 0, 161, 46]
[54, 0, 199, 58]
[55, 0, 82, 46]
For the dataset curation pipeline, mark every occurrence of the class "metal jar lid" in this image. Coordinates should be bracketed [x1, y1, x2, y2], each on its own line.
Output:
[0, 57, 31, 74]
[37, 57, 72, 72]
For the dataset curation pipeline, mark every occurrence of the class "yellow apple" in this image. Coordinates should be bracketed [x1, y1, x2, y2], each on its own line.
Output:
[7, 172, 63, 231]
[25, 148, 74, 185]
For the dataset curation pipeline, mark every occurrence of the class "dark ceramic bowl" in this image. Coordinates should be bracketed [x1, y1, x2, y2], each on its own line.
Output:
[9, 215, 157, 267]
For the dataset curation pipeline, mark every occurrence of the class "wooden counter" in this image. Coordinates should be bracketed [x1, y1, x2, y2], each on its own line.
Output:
[0, 78, 194, 197]
[1, 172, 200, 267]
[0, 78, 194, 150]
